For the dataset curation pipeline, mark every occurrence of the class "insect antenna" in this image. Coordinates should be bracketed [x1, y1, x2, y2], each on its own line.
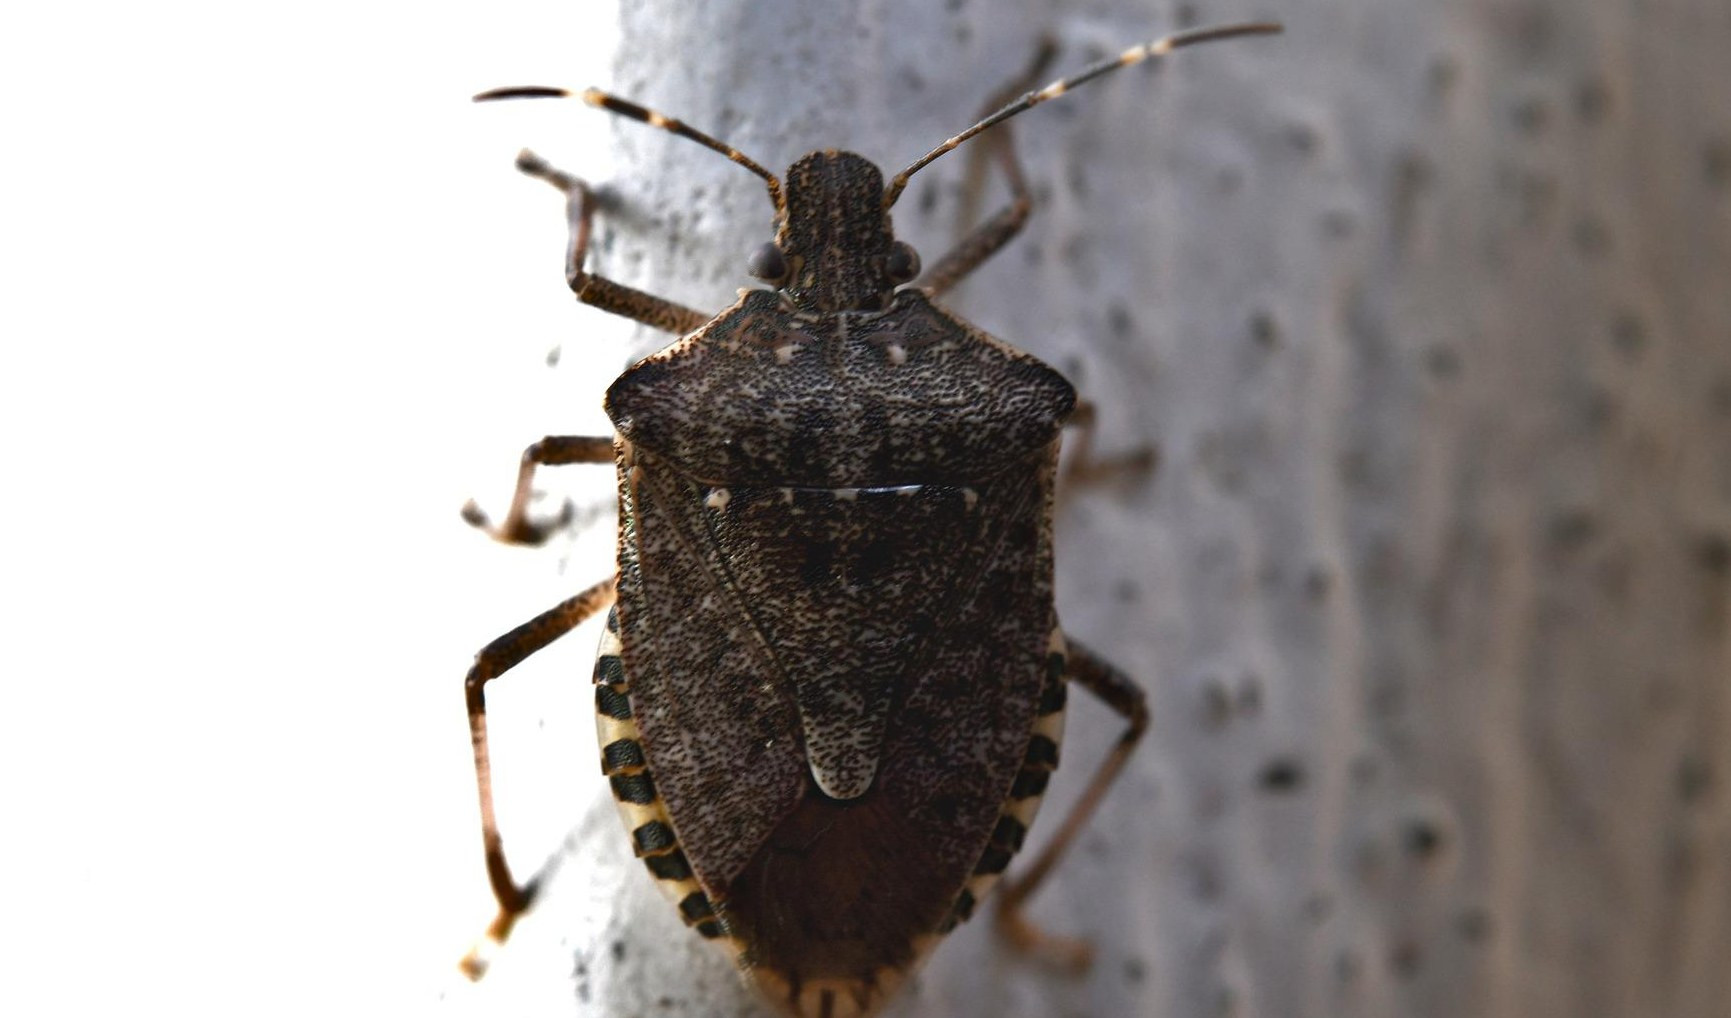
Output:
[474, 86, 785, 212]
[882, 20, 1283, 209]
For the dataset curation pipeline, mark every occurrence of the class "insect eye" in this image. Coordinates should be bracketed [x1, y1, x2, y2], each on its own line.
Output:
[747, 242, 789, 286]
[886, 242, 921, 284]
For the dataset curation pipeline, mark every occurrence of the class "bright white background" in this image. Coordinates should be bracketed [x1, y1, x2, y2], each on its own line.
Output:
[1, 3, 640, 1013]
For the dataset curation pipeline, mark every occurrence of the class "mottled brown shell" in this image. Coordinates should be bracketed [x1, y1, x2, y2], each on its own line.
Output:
[604, 287, 1074, 993]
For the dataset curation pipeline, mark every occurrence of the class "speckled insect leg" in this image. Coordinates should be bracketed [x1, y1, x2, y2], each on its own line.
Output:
[502, 147, 712, 336]
[917, 40, 1056, 298]
[590, 606, 745, 961]
[1061, 402, 1158, 487]
[994, 636, 1147, 971]
[461, 434, 613, 546]
[460, 576, 618, 979]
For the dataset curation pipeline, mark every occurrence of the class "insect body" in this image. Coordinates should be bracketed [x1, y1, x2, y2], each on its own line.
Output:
[460, 21, 1281, 1018]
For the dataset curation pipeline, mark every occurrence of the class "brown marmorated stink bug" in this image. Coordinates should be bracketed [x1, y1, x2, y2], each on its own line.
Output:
[458, 20, 1281, 1018]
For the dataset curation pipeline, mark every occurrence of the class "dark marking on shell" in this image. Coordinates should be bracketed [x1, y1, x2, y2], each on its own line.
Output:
[602, 738, 646, 773]
[595, 654, 626, 684]
[1039, 671, 1068, 715]
[645, 849, 694, 882]
[1024, 734, 1060, 769]
[596, 684, 633, 720]
[632, 820, 676, 855]
[610, 772, 658, 805]
[973, 845, 1012, 875]
[679, 890, 717, 923]
[799, 539, 836, 587]
[1010, 769, 1051, 799]
[992, 815, 1028, 852]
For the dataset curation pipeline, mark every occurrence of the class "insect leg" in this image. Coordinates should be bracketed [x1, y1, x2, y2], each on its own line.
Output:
[461, 434, 613, 546]
[1062, 401, 1158, 487]
[995, 638, 1148, 971]
[918, 40, 1057, 297]
[461, 575, 619, 978]
[515, 149, 711, 335]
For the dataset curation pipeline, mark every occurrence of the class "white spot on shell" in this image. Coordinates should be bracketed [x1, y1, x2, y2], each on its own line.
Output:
[773, 343, 800, 363]
[705, 487, 732, 510]
[779, 487, 795, 504]
[833, 488, 860, 502]
[886, 344, 907, 365]
[962, 487, 979, 510]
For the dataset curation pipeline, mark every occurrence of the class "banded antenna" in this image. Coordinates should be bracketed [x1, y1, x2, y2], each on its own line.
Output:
[882, 20, 1283, 209]
[473, 86, 785, 213]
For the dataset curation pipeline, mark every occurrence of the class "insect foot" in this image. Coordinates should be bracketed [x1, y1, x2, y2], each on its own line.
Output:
[459, 19, 1280, 1018]
[462, 435, 613, 545]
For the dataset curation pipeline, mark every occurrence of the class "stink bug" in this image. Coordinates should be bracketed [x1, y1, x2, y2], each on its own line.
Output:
[458, 20, 1282, 1017]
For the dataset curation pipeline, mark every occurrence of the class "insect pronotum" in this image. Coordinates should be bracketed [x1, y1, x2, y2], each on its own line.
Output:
[459, 19, 1282, 1018]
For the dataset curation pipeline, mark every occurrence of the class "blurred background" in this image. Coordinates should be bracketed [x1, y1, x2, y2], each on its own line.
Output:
[3, 1, 1726, 1016]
